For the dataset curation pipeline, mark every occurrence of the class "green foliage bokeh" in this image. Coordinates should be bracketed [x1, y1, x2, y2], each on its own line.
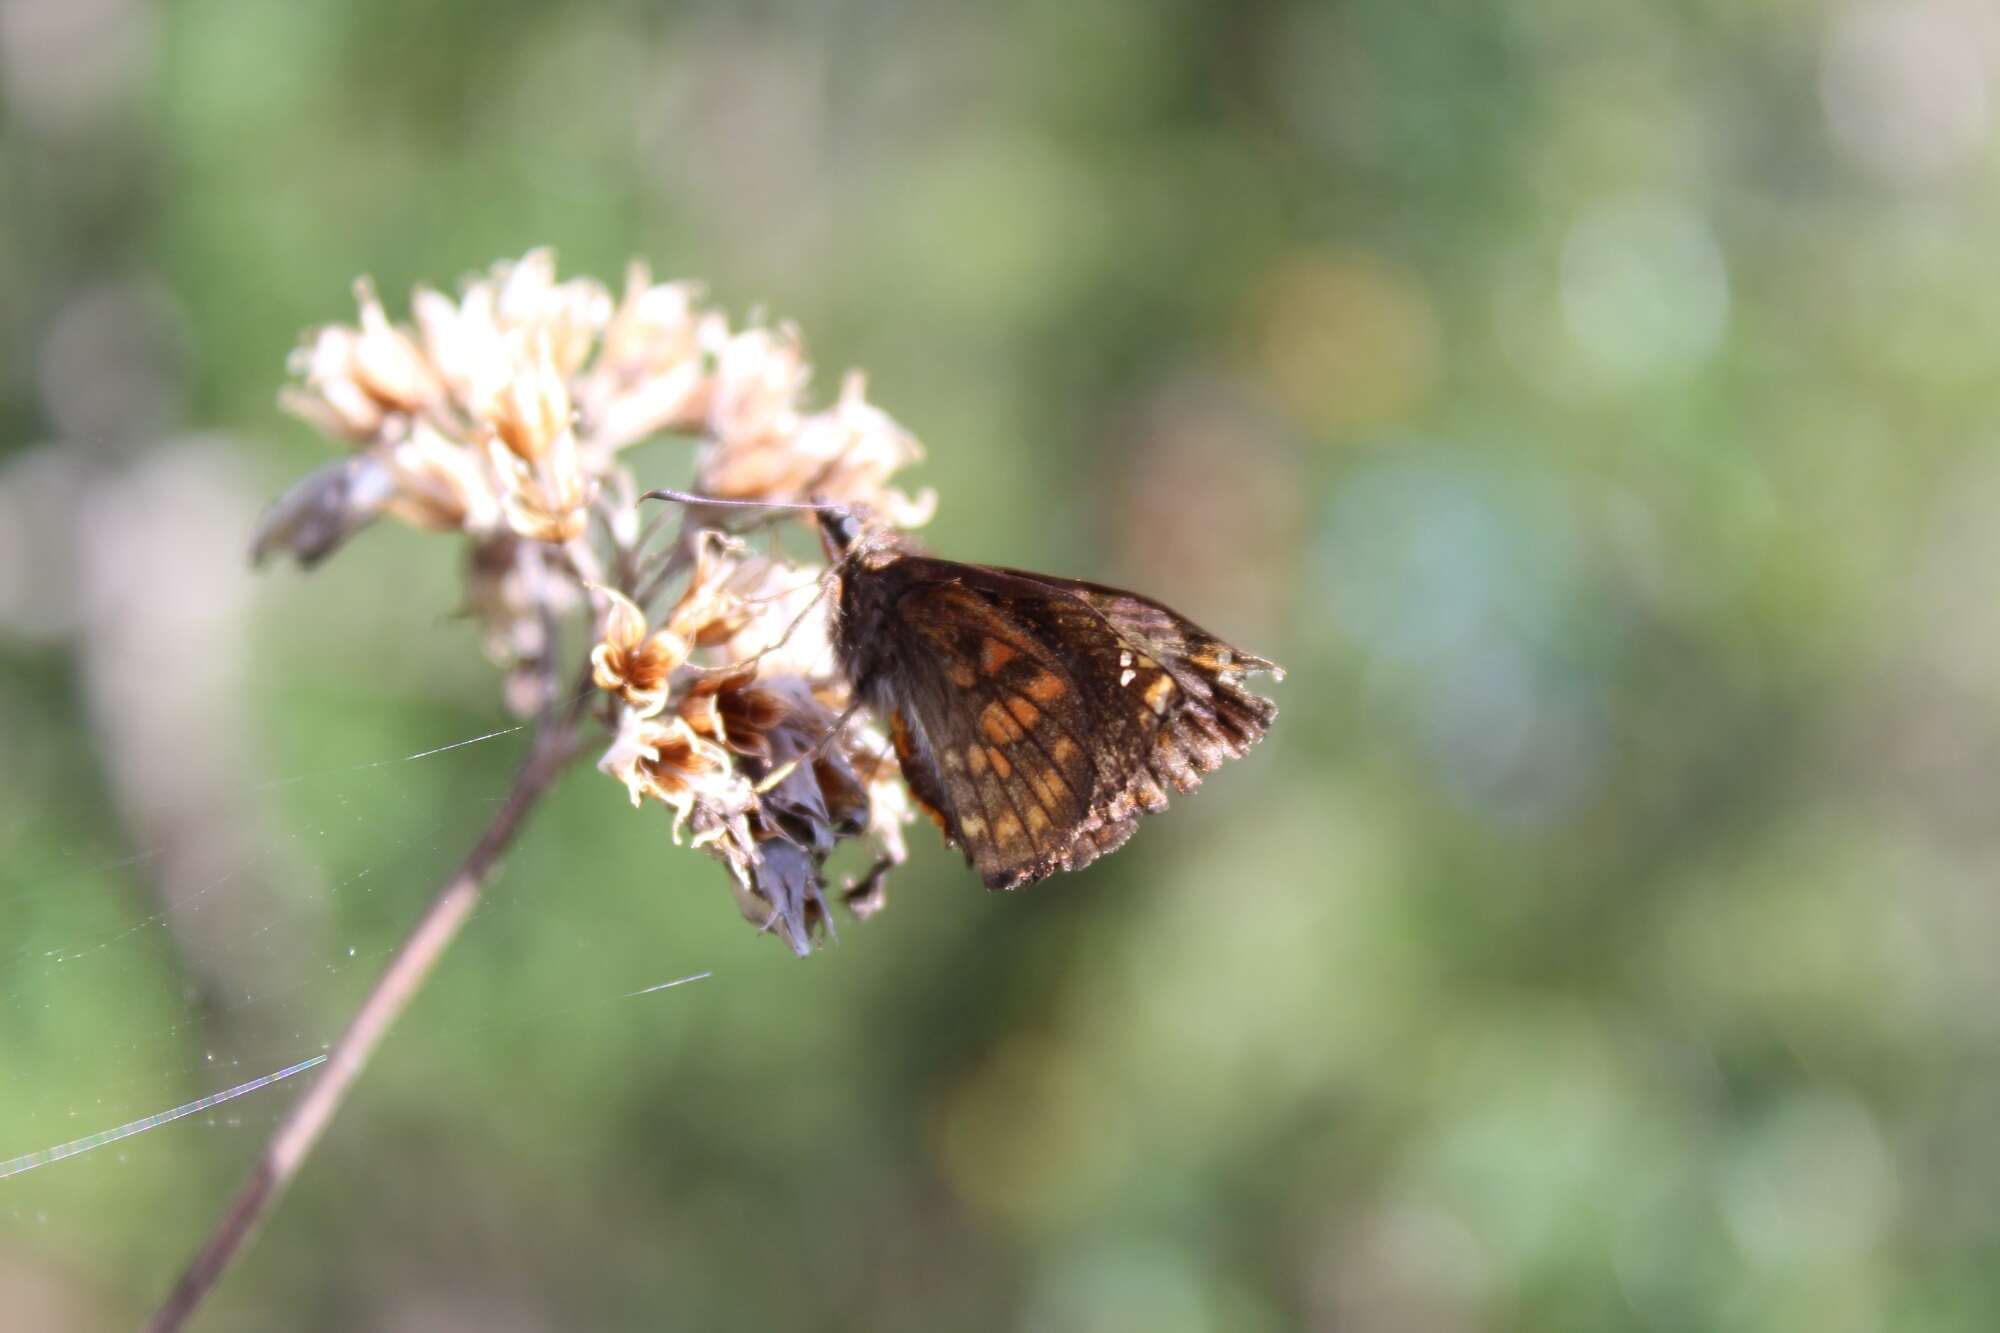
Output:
[5, 1, 2000, 1329]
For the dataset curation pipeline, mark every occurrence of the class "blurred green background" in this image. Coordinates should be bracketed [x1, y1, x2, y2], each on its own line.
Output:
[4, 0, 1999, 1328]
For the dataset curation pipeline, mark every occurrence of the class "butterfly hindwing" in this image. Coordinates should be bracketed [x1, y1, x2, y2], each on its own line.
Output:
[991, 568, 1274, 820]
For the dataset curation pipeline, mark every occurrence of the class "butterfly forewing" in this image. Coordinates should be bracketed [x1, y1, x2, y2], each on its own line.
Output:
[885, 576, 1102, 887]
[833, 536, 1278, 890]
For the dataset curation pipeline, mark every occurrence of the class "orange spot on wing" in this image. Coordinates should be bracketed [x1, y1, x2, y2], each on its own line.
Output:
[1026, 671, 1067, 703]
[980, 638, 1020, 673]
[1005, 697, 1040, 729]
[986, 746, 1013, 779]
[980, 701, 1024, 744]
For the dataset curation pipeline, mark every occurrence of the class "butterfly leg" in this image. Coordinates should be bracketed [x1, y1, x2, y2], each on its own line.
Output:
[751, 695, 868, 794]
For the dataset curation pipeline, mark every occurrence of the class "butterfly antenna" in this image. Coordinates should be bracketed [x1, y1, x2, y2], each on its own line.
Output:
[641, 488, 845, 514]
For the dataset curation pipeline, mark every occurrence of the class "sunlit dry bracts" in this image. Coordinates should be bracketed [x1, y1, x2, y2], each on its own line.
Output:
[576, 263, 715, 452]
[597, 708, 753, 840]
[257, 248, 931, 953]
[697, 350, 936, 527]
[590, 533, 748, 718]
[712, 553, 841, 680]
[590, 536, 914, 952]
[590, 587, 687, 719]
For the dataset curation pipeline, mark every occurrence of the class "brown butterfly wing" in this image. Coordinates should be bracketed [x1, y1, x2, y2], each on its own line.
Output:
[863, 556, 1277, 889]
[871, 574, 1106, 888]
[983, 565, 1280, 793]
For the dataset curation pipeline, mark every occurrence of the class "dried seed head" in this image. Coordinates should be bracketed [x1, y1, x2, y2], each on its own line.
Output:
[697, 366, 934, 527]
[264, 248, 935, 951]
[670, 672, 911, 953]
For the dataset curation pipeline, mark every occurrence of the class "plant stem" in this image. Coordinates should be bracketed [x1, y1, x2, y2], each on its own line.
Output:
[144, 714, 583, 1333]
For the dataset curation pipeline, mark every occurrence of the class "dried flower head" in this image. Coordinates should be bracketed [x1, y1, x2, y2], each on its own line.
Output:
[257, 248, 929, 953]
[681, 672, 907, 953]
[696, 340, 936, 525]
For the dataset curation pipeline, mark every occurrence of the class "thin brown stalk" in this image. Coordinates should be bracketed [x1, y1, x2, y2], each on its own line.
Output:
[144, 710, 585, 1333]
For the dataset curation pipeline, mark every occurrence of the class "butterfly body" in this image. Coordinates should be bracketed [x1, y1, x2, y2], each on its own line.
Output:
[822, 512, 1280, 889]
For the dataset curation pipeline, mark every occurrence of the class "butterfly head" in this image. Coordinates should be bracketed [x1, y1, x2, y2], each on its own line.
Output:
[816, 503, 863, 557]
[814, 500, 905, 569]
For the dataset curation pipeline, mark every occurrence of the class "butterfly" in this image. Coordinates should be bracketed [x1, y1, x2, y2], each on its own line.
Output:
[817, 506, 1281, 890]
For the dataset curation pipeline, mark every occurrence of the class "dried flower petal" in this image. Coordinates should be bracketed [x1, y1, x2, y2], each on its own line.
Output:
[589, 586, 688, 718]
[283, 327, 389, 444]
[383, 423, 502, 535]
[739, 839, 829, 957]
[487, 334, 572, 463]
[704, 323, 809, 449]
[605, 265, 700, 365]
[490, 426, 592, 543]
[697, 367, 933, 527]
[352, 278, 444, 413]
[598, 709, 751, 839]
